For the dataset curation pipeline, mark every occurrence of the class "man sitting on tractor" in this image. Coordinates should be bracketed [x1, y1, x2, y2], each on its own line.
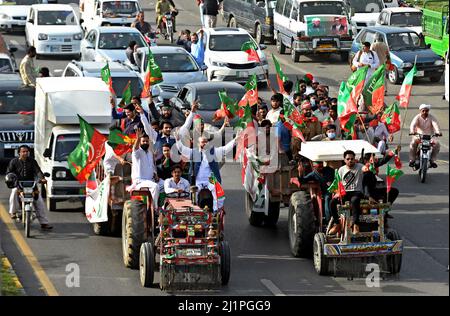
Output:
[329, 150, 365, 235]
[164, 164, 190, 195]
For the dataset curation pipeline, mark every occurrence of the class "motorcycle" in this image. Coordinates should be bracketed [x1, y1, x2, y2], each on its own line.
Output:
[17, 180, 39, 238]
[410, 133, 441, 183]
[161, 11, 176, 43]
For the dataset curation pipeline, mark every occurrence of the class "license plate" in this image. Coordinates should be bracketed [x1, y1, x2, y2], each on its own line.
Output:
[416, 70, 425, 77]
[64, 38, 71, 42]
[50, 46, 59, 52]
[184, 248, 202, 257]
[237, 71, 248, 78]
[318, 44, 333, 48]
[3, 143, 23, 149]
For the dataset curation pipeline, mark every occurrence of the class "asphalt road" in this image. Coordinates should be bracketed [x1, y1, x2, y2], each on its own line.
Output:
[0, 0, 448, 296]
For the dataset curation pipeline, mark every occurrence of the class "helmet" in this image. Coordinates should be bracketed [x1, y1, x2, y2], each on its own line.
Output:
[5, 173, 18, 189]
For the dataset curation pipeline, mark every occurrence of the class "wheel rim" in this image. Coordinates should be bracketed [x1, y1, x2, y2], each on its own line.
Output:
[139, 246, 145, 285]
[256, 25, 262, 44]
[313, 239, 321, 272]
[122, 214, 128, 262]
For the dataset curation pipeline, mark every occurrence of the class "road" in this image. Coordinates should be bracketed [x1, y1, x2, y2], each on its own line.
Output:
[0, 0, 448, 296]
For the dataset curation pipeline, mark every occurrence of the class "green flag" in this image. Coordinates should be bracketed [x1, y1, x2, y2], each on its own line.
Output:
[272, 54, 288, 94]
[363, 64, 386, 115]
[397, 64, 417, 108]
[119, 80, 132, 107]
[101, 62, 115, 94]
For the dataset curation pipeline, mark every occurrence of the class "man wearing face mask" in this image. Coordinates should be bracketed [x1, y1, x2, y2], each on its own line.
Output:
[300, 101, 322, 141]
[309, 94, 319, 111]
[313, 98, 330, 123]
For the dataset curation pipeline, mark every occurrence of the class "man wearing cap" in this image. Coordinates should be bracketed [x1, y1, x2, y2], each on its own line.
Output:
[266, 93, 283, 125]
[300, 101, 322, 141]
[409, 104, 442, 168]
[304, 73, 315, 95]
[147, 96, 184, 127]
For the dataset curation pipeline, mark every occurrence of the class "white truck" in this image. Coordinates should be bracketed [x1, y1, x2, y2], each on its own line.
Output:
[34, 77, 111, 212]
[79, 0, 141, 32]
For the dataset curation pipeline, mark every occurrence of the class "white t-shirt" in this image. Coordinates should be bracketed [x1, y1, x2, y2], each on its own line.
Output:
[131, 148, 155, 183]
[164, 177, 190, 194]
[266, 107, 282, 124]
[103, 143, 119, 174]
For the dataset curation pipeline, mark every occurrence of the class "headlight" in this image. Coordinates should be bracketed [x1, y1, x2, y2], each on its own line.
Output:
[73, 33, 82, 40]
[23, 187, 33, 194]
[55, 171, 67, 179]
[434, 59, 444, 66]
[0, 13, 11, 20]
[211, 60, 227, 67]
[38, 33, 48, 40]
[401, 62, 413, 68]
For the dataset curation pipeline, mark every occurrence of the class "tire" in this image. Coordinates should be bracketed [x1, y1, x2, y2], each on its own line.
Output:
[265, 201, 280, 226]
[122, 200, 146, 269]
[340, 52, 349, 63]
[46, 196, 57, 212]
[93, 222, 109, 236]
[430, 75, 442, 83]
[245, 192, 264, 227]
[276, 34, 286, 54]
[228, 16, 237, 28]
[386, 230, 402, 274]
[220, 241, 231, 285]
[313, 233, 328, 275]
[420, 157, 428, 183]
[288, 191, 316, 258]
[291, 46, 300, 63]
[255, 23, 264, 45]
[388, 66, 401, 85]
[139, 242, 155, 287]
[25, 208, 31, 238]
[168, 26, 174, 44]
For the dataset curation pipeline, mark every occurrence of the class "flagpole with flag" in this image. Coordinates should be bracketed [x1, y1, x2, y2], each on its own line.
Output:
[398, 56, 417, 151]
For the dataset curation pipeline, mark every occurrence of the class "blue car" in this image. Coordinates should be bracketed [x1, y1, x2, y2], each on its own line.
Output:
[350, 26, 445, 84]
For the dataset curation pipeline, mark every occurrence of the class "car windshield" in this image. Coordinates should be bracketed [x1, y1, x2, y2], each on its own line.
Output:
[197, 90, 244, 111]
[390, 12, 422, 27]
[209, 34, 255, 52]
[299, 1, 348, 17]
[37, 10, 78, 25]
[102, 1, 140, 18]
[111, 77, 142, 98]
[3, 0, 39, 4]
[151, 53, 199, 72]
[54, 134, 80, 162]
[346, 0, 383, 13]
[0, 90, 34, 114]
[0, 59, 13, 73]
[387, 32, 426, 50]
[98, 32, 145, 49]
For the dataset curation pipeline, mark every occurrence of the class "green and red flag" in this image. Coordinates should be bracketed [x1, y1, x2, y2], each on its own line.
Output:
[101, 62, 115, 95]
[86, 170, 98, 192]
[238, 74, 259, 107]
[141, 51, 164, 98]
[241, 40, 261, 62]
[119, 80, 132, 107]
[272, 54, 288, 94]
[234, 103, 256, 160]
[397, 64, 417, 108]
[386, 164, 404, 193]
[68, 115, 108, 183]
[380, 101, 401, 134]
[214, 91, 238, 121]
[209, 173, 225, 203]
[363, 64, 386, 115]
[107, 128, 137, 156]
[327, 169, 346, 199]
[283, 97, 304, 126]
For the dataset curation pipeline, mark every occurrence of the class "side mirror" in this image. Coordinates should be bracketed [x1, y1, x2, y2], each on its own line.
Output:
[9, 47, 18, 53]
[80, 18, 84, 24]
[43, 148, 51, 158]
[427, 43, 431, 49]
[28, 19, 34, 24]
[349, 8, 355, 17]
[201, 64, 208, 71]
[43, 172, 50, 178]
[259, 44, 267, 50]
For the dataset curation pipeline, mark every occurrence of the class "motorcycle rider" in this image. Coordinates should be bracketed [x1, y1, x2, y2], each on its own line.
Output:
[6, 145, 53, 230]
[155, 0, 175, 34]
[409, 104, 442, 168]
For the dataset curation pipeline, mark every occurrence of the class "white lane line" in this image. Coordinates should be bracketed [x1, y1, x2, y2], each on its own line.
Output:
[53, 69, 63, 73]
[260, 279, 286, 296]
[404, 246, 449, 251]
[238, 254, 306, 261]
[9, 40, 26, 52]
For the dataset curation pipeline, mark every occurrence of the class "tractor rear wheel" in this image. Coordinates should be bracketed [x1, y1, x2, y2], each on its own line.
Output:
[139, 242, 155, 287]
[122, 200, 146, 269]
[386, 230, 402, 275]
[220, 241, 231, 285]
[289, 191, 315, 257]
[265, 201, 280, 226]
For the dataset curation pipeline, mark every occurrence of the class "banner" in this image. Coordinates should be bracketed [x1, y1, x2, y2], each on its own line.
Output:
[85, 175, 110, 223]
[305, 15, 349, 37]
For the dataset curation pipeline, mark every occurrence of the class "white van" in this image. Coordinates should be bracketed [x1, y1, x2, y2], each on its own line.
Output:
[344, 0, 385, 34]
[34, 77, 111, 211]
[80, 0, 142, 32]
[274, 0, 353, 63]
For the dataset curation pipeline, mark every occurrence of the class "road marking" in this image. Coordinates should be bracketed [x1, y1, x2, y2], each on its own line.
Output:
[0, 203, 59, 296]
[238, 254, 306, 261]
[260, 279, 286, 296]
[9, 40, 26, 52]
[404, 246, 449, 251]
[53, 69, 63, 73]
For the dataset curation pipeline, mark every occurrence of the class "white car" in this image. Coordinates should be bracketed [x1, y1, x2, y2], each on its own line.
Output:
[376, 7, 423, 35]
[345, 0, 384, 34]
[81, 26, 147, 63]
[0, 0, 53, 32]
[25, 4, 83, 58]
[202, 27, 269, 84]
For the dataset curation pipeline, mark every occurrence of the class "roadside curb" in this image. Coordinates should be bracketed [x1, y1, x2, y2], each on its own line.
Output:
[0, 255, 26, 296]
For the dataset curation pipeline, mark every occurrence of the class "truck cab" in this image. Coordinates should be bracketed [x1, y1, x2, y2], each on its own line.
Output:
[80, 0, 141, 32]
[34, 77, 111, 211]
[422, 0, 449, 58]
[274, 0, 353, 63]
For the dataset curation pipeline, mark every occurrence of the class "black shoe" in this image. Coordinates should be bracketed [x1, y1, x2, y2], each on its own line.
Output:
[409, 160, 415, 168]
[41, 224, 53, 230]
[430, 161, 438, 168]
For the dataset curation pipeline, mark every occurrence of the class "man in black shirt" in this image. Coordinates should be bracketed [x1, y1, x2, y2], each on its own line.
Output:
[7, 145, 52, 229]
[131, 11, 153, 35]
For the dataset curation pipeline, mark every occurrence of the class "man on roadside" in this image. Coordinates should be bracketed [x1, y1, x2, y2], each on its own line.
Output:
[19, 46, 38, 87]
[203, 0, 223, 29]
[352, 41, 380, 81]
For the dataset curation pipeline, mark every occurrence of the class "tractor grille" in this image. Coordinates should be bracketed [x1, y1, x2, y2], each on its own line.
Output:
[0, 131, 34, 143]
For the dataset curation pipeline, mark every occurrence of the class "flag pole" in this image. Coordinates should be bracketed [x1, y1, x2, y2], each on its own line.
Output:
[398, 55, 417, 151]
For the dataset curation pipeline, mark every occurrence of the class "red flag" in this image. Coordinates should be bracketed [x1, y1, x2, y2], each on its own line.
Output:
[397, 64, 417, 108]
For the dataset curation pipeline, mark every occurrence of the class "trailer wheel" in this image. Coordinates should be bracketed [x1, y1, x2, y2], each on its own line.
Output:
[386, 230, 402, 275]
[122, 200, 146, 269]
[220, 241, 231, 285]
[289, 191, 315, 257]
[93, 222, 109, 236]
[245, 192, 264, 227]
[139, 242, 155, 287]
[265, 200, 280, 226]
[313, 233, 329, 275]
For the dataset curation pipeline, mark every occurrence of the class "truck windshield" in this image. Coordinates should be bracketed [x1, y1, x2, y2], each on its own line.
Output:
[98, 32, 146, 49]
[0, 90, 34, 114]
[209, 34, 256, 51]
[37, 10, 78, 25]
[54, 135, 80, 162]
[390, 12, 422, 27]
[102, 1, 140, 18]
[112, 77, 142, 98]
[346, 0, 383, 13]
[300, 1, 348, 17]
[387, 32, 426, 50]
